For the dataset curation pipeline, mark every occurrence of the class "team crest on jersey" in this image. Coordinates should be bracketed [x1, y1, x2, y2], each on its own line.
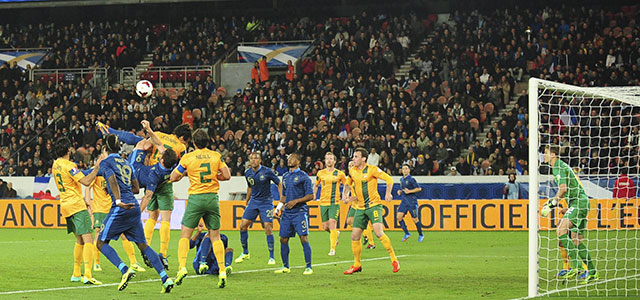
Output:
[260, 175, 265, 180]
[294, 177, 299, 182]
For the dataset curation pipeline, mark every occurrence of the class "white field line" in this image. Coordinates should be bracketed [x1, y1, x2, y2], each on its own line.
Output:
[507, 273, 640, 300]
[0, 239, 68, 244]
[0, 255, 409, 295]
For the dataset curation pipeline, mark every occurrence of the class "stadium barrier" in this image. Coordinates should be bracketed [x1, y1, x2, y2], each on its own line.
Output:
[2, 199, 637, 231]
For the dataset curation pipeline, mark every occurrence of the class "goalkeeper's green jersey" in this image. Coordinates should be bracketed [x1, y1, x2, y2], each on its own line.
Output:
[552, 159, 589, 208]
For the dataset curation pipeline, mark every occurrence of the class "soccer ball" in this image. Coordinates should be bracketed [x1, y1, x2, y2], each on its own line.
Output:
[135, 80, 154, 98]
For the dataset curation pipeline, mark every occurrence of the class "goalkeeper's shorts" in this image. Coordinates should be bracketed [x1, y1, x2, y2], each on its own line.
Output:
[563, 205, 589, 235]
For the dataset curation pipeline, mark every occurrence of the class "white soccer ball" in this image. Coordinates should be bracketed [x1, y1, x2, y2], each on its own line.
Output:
[135, 80, 154, 98]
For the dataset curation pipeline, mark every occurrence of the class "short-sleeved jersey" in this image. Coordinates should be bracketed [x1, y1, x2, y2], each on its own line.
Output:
[346, 164, 393, 210]
[52, 158, 86, 217]
[175, 148, 227, 195]
[148, 132, 187, 165]
[138, 163, 173, 193]
[83, 169, 111, 214]
[552, 159, 588, 206]
[400, 174, 419, 202]
[282, 168, 313, 214]
[245, 165, 280, 202]
[98, 153, 138, 206]
[315, 168, 347, 206]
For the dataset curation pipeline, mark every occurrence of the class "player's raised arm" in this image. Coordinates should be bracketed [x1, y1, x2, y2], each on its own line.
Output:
[141, 120, 166, 153]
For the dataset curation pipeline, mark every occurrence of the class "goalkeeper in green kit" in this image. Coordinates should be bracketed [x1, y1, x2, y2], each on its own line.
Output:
[541, 145, 599, 284]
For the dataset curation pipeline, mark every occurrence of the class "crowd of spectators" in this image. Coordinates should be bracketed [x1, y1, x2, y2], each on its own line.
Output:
[0, 4, 639, 180]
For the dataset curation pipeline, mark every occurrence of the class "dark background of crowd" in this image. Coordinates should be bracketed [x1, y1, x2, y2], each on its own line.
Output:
[0, 0, 638, 179]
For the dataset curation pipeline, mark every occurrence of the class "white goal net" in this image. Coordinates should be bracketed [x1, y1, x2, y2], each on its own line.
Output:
[528, 78, 640, 298]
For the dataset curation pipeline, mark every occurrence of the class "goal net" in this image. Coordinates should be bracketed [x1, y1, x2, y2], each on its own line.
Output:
[528, 78, 640, 298]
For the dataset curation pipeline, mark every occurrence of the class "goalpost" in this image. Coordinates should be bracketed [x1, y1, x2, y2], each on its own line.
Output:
[528, 78, 640, 298]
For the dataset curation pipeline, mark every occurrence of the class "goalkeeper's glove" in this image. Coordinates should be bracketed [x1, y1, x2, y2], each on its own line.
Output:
[540, 198, 558, 217]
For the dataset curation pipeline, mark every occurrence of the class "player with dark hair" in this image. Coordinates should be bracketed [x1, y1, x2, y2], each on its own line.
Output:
[171, 128, 231, 288]
[97, 120, 191, 264]
[236, 151, 283, 265]
[190, 221, 234, 276]
[273, 153, 314, 275]
[95, 134, 174, 293]
[52, 137, 104, 285]
[397, 164, 424, 242]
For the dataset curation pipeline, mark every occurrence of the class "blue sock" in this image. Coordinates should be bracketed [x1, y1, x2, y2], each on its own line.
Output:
[280, 242, 289, 268]
[108, 128, 143, 145]
[143, 246, 169, 283]
[302, 241, 312, 269]
[200, 237, 212, 264]
[399, 220, 409, 235]
[266, 234, 274, 259]
[225, 250, 233, 267]
[415, 221, 423, 235]
[240, 230, 249, 255]
[100, 243, 128, 274]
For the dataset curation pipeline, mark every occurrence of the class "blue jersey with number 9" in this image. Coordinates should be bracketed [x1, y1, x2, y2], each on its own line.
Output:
[98, 153, 139, 207]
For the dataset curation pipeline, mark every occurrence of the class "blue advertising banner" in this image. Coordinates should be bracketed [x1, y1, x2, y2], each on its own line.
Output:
[238, 44, 311, 67]
[0, 51, 46, 70]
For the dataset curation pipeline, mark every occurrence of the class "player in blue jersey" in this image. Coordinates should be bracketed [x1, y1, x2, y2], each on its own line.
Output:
[95, 134, 175, 293]
[273, 153, 314, 275]
[235, 152, 283, 265]
[397, 164, 424, 242]
[190, 221, 234, 275]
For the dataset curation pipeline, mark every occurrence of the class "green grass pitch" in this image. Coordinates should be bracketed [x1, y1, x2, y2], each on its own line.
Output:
[0, 229, 637, 299]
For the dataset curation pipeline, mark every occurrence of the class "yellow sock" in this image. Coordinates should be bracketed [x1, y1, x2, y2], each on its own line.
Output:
[560, 246, 569, 269]
[160, 221, 171, 256]
[351, 240, 362, 267]
[212, 239, 226, 272]
[144, 219, 157, 245]
[178, 237, 189, 270]
[330, 230, 339, 250]
[379, 234, 397, 262]
[364, 224, 374, 246]
[93, 240, 100, 265]
[122, 239, 137, 265]
[83, 244, 94, 278]
[73, 243, 83, 277]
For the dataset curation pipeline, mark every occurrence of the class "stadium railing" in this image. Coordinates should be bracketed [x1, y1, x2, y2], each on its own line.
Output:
[119, 65, 215, 88]
[30, 67, 109, 93]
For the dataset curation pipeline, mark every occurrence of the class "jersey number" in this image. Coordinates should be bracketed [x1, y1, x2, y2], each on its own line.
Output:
[116, 164, 133, 185]
[200, 163, 212, 183]
[152, 144, 173, 161]
[55, 174, 65, 192]
[373, 210, 380, 219]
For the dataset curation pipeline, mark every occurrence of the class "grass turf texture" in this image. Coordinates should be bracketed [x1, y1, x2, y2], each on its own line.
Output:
[0, 229, 637, 299]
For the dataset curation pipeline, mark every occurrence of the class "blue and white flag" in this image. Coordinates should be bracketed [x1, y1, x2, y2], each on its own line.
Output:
[238, 44, 311, 67]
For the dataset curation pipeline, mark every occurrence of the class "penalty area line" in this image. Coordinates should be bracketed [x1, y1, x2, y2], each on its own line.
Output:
[0, 255, 410, 295]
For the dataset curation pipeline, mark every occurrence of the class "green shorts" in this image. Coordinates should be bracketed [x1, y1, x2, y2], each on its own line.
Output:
[320, 204, 340, 222]
[66, 210, 93, 235]
[347, 206, 356, 218]
[93, 212, 108, 229]
[148, 182, 174, 211]
[564, 201, 589, 235]
[182, 193, 220, 230]
[352, 206, 383, 229]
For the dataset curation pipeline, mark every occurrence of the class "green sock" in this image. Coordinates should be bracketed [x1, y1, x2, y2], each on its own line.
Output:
[577, 242, 596, 275]
[559, 234, 581, 270]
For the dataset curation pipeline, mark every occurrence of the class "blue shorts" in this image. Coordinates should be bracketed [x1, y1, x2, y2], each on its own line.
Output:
[279, 211, 309, 238]
[242, 200, 274, 223]
[398, 201, 419, 218]
[99, 206, 146, 244]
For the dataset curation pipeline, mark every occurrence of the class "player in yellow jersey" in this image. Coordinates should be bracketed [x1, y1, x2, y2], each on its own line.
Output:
[313, 152, 346, 256]
[344, 161, 376, 250]
[84, 157, 146, 273]
[52, 137, 104, 285]
[97, 120, 191, 268]
[342, 148, 399, 274]
[170, 129, 231, 288]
